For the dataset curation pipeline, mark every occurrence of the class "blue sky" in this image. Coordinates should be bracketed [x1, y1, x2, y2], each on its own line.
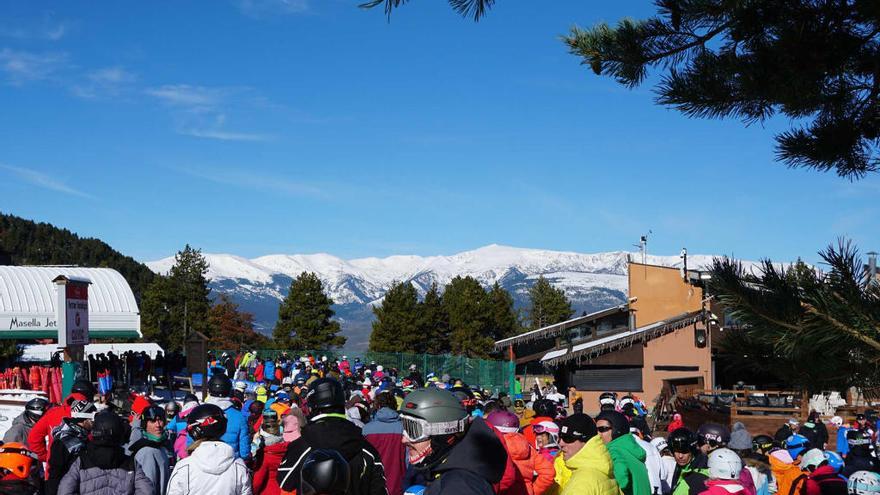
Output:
[0, 1, 877, 265]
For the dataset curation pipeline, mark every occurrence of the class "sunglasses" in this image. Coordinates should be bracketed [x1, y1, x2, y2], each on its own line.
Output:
[597, 425, 613, 433]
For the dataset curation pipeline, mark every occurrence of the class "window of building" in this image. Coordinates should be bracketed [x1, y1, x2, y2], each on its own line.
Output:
[571, 366, 642, 391]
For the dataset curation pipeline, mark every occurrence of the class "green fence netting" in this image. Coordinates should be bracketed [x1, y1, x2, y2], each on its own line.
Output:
[211, 349, 516, 396]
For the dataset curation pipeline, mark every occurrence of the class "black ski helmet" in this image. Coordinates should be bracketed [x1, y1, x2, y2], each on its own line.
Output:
[306, 378, 345, 414]
[208, 373, 233, 398]
[71, 378, 95, 398]
[533, 399, 557, 418]
[187, 403, 227, 441]
[752, 434, 775, 453]
[24, 397, 49, 422]
[141, 405, 166, 422]
[91, 410, 131, 445]
[668, 427, 699, 454]
[697, 423, 731, 447]
[164, 401, 181, 419]
[300, 449, 351, 495]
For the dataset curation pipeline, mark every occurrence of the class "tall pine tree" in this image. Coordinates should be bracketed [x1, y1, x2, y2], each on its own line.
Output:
[442, 276, 494, 358]
[141, 245, 212, 350]
[273, 272, 346, 350]
[141, 276, 175, 350]
[419, 282, 450, 354]
[528, 276, 573, 330]
[369, 281, 422, 352]
[488, 282, 521, 341]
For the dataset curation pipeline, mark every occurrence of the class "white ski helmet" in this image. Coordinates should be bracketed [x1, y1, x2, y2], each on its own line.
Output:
[849, 471, 880, 495]
[831, 416, 844, 427]
[708, 448, 743, 480]
[377, 365, 384, 372]
[651, 437, 669, 453]
[801, 448, 826, 471]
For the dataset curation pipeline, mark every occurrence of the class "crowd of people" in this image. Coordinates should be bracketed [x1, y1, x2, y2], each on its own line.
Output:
[2, 355, 880, 495]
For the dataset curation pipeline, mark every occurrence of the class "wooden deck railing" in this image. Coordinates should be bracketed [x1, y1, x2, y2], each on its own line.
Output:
[681, 389, 808, 421]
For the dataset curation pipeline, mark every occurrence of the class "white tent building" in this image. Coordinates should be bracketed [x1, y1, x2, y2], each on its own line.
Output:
[0, 266, 141, 340]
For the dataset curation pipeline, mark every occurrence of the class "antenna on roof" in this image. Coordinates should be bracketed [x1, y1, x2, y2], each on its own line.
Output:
[680, 248, 688, 281]
[632, 231, 652, 265]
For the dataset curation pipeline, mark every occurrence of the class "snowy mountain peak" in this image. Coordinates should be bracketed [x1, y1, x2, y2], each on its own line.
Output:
[145, 245, 716, 303]
[144, 245, 756, 348]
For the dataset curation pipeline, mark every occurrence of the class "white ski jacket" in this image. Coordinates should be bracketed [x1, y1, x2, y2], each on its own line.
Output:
[166, 441, 252, 495]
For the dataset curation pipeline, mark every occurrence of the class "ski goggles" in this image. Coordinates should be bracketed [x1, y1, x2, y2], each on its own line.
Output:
[697, 435, 724, 449]
[533, 424, 558, 435]
[400, 414, 468, 443]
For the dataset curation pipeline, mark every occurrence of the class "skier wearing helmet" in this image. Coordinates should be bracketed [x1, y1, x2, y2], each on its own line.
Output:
[799, 448, 847, 495]
[698, 424, 756, 495]
[399, 387, 506, 495]
[58, 410, 153, 495]
[668, 427, 709, 495]
[534, 421, 561, 460]
[848, 471, 880, 495]
[167, 403, 251, 495]
[0, 443, 42, 495]
[701, 448, 746, 495]
[46, 400, 97, 495]
[770, 435, 812, 495]
[3, 398, 48, 444]
[522, 399, 557, 448]
[486, 410, 555, 495]
[277, 377, 387, 495]
[652, 437, 677, 494]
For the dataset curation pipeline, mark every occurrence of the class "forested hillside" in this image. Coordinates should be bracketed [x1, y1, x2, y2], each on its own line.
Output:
[0, 213, 155, 300]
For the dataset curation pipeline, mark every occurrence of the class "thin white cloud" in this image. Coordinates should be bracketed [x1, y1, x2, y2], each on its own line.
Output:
[145, 84, 227, 109]
[71, 66, 137, 99]
[0, 164, 94, 199]
[179, 128, 273, 142]
[235, 0, 308, 18]
[177, 166, 326, 198]
[0, 20, 71, 41]
[146, 84, 272, 142]
[45, 23, 68, 41]
[89, 66, 136, 84]
[0, 48, 67, 85]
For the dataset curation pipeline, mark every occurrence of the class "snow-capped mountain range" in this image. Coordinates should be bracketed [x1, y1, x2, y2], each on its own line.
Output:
[146, 245, 726, 349]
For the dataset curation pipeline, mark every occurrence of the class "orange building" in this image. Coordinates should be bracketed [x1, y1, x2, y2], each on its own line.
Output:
[495, 260, 713, 413]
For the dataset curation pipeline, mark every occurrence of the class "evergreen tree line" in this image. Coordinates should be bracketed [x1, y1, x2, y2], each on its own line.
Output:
[140, 245, 272, 351]
[141, 245, 346, 352]
[0, 211, 574, 358]
[369, 275, 573, 358]
[0, 213, 156, 300]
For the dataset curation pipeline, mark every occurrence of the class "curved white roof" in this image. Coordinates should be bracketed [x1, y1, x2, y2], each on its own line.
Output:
[0, 266, 140, 337]
[0, 266, 138, 313]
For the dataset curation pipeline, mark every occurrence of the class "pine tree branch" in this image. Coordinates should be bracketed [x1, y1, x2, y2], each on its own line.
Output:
[721, 291, 804, 333]
[640, 22, 731, 65]
[802, 301, 880, 357]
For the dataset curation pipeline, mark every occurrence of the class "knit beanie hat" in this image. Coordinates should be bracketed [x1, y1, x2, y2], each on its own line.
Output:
[728, 422, 753, 450]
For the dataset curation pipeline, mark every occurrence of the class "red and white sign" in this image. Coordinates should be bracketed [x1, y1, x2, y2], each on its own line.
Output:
[56, 278, 90, 347]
